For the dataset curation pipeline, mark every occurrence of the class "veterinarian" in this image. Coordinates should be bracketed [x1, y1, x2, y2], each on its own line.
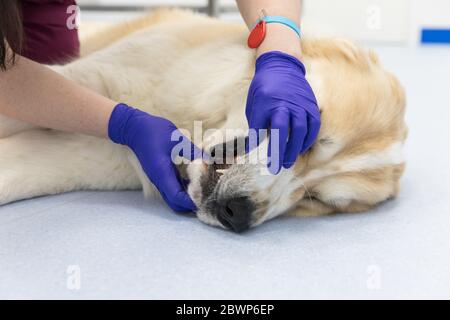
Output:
[0, 0, 320, 212]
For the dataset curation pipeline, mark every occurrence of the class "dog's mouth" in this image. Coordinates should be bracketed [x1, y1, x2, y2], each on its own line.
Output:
[194, 137, 248, 201]
[185, 138, 261, 232]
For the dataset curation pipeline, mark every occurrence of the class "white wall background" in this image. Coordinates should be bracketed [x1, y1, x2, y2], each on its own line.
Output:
[302, 0, 410, 44]
[410, 0, 450, 43]
[302, 0, 450, 45]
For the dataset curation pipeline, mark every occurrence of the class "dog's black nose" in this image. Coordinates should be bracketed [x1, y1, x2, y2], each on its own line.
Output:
[216, 197, 254, 233]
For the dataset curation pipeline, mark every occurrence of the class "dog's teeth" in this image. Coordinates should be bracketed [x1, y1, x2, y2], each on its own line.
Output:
[216, 169, 227, 175]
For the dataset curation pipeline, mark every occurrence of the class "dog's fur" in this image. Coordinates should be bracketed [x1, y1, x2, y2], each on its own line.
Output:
[0, 9, 407, 230]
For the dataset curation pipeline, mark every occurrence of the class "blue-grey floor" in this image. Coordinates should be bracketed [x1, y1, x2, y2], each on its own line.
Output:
[1, 45, 450, 299]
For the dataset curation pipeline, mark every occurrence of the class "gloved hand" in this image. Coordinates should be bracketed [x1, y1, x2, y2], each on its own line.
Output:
[108, 103, 200, 212]
[246, 51, 321, 174]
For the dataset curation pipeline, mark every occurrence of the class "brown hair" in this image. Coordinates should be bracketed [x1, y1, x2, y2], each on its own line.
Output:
[0, 0, 23, 71]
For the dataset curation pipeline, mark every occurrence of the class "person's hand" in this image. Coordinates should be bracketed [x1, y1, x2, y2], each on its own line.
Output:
[108, 103, 200, 212]
[246, 51, 321, 174]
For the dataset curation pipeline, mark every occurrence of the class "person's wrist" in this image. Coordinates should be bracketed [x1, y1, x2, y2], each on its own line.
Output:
[255, 51, 306, 77]
[255, 23, 303, 61]
[108, 103, 137, 145]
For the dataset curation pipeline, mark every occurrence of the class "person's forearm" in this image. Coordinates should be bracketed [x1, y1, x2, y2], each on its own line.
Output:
[0, 55, 116, 138]
[236, 0, 302, 60]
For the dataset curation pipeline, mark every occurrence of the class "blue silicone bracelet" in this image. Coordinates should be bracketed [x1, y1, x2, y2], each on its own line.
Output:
[254, 15, 301, 38]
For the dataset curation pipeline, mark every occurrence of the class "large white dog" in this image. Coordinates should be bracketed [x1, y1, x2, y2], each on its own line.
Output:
[0, 10, 407, 232]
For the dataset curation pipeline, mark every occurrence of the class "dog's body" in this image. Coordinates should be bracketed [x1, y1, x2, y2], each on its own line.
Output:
[0, 10, 407, 231]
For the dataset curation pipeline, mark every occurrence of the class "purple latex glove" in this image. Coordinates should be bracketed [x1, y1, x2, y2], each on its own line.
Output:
[246, 51, 321, 174]
[108, 103, 200, 212]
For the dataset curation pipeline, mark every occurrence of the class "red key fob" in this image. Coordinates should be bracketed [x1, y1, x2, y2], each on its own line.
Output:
[247, 20, 266, 49]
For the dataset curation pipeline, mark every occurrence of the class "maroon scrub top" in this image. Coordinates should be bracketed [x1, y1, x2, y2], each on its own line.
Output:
[21, 0, 80, 64]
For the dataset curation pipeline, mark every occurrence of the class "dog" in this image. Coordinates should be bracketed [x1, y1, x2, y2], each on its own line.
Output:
[0, 9, 407, 232]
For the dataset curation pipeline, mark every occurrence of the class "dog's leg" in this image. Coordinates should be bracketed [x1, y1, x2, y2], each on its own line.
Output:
[0, 129, 141, 205]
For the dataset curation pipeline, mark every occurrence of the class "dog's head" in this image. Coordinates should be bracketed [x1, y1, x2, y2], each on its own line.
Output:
[186, 40, 407, 232]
